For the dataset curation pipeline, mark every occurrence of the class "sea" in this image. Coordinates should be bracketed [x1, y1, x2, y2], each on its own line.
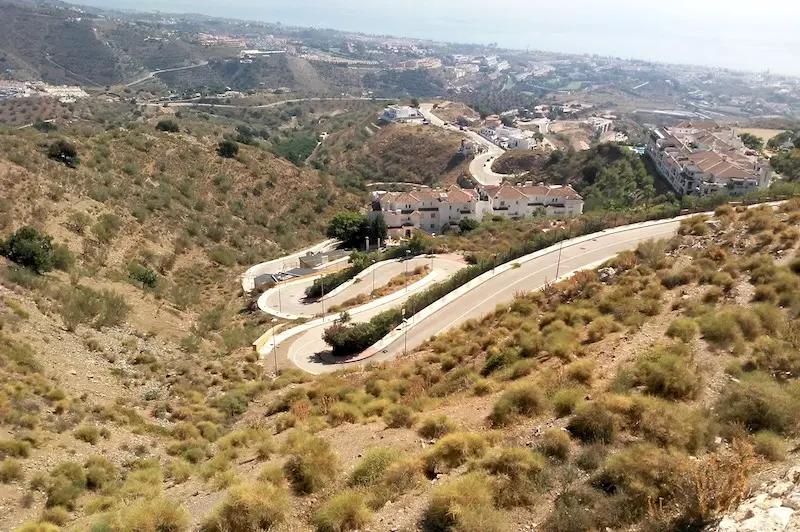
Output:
[81, 0, 800, 77]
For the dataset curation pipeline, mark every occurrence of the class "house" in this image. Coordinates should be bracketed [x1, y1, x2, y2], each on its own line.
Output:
[587, 116, 613, 134]
[381, 105, 424, 123]
[458, 139, 482, 156]
[372, 183, 583, 237]
[481, 126, 536, 150]
[646, 122, 772, 197]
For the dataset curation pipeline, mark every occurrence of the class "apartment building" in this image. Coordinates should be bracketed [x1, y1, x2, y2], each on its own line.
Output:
[647, 121, 773, 196]
[373, 184, 583, 238]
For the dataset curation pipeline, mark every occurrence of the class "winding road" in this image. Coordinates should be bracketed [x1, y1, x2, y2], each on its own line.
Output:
[419, 103, 507, 186]
[261, 217, 684, 374]
[125, 62, 210, 88]
[258, 256, 465, 319]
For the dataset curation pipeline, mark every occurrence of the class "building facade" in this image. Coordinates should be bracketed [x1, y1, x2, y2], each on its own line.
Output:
[381, 105, 424, 123]
[647, 121, 773, 196]
[373, 184, 584, 238]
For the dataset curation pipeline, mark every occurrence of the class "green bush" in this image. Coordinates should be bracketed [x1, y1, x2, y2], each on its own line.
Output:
[85, 456, 116, 490]
[0, 227, 55, 273]
[590, 443, 688, 519]
[552, 387, 584, 417]
[327, 402, 361, 427]
[156, 119, 180, 133]
[201, 482, 288, 532]
[217, 139, 239, 158]
[383, 404, 415, 428]
[539, 429, 571, 461]
[282, 432, 339, 494]
[74, 424, 101, 445]
[630, 343, 700, 400]
[59, 286, 130, 331]
[565, 359, 595, 384]
[314, 489, 373, 532]
[40, 506, 69, 526]
[665, 317, 698, 343]
[0, 438, 32, 458]
[489, 382, 545, 427]
[422, 472, 508, 532]
[418, 414, 457, 439]
[567, 400, 623, 444]
[0, 457, 23, 483]
[128, 263, 158, 289]
[715, 378, 799, 435]
[45, 462, 87, 509]
[753, 430, 787, 461]
[15, 523, 60, 532]
[349, 447, 401, 487]
[586, 316, 619, 343]
[479, 447, 547, 507]
[423, 432, 491, 477]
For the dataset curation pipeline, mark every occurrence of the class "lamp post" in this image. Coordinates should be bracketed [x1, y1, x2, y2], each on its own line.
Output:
[405, 249, 411, 292]
[402, 308, 408, 355]
[277, 282, 282, 313]
[320, 277, 325, 317]
[365, 235, 369, 252]
[555, 238, 564, 281]
[371, 259, 376, 294]
[271, 318, 279, 376]
[431, 233, 435, 270]
[493, 253, 498, 274]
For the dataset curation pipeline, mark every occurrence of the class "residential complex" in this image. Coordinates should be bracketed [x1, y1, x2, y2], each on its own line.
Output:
[479, 125, 537, 150]
[372, 183, 584, 238]
[647, 121, 773, 196]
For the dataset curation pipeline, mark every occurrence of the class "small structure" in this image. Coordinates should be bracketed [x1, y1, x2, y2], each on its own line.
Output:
[381, 105, 424, 123]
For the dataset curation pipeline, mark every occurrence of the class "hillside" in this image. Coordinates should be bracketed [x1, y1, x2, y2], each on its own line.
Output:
[497, 143, 662, 210]
[313, 120, 470, 187]
[3, 185, 799, 531]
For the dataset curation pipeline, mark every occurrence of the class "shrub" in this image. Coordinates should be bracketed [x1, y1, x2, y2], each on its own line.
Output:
[0, 438, 32, 458]
[47, 139, 78, 166]
[666, 317, 698, 343]
[539, 429, 570, 461]
[576, 443, 607, 472]
[327, 402, 361, 427]
[567, 400, 622, 444]
[349, 447, 401, 487]
[217, 139, 239, 158]
[201, 482, 287, 532]
[0, 227, 54, 273]
[383, 404, 415, 428]
[156, 118, 179, 133]
[630, 343, 700, 400]
[479, 447, 547, 507]
[40, 506, 70, 526]
[84, 456, 116, 490]
[128, 263, 158, 289]
[753, 431, 787, 461]
[314, 489, 373, 532]
[418, 414, 457, 439]
[714, 378, 799, 435]
[74, 424, 101, 445]
[586, 316, 619, 343]
[422, 473, 508, 532]
[423, 432, 489, 476]
[372, 458, 424, 505]
[15, 523, 60, 532]
[101, 497, 188, 532]
[489, 382, 545, 427]
[282, 432, 339, 494]
[565, 359, 595, 384]
[596, 445, 690, 515]
[45, 462, 87, 509]
[0, 457, 23, 483]
[552, 387, 584, 417]
[60, 287, 130, 331]
[632, 397, 711, 452]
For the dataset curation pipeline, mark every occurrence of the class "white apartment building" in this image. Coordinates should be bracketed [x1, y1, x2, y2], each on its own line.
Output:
[373, 184, 583, 238]
[480, 126, 536, 150]
[381, 105, 424, 123]
[647, 121, 773, 196]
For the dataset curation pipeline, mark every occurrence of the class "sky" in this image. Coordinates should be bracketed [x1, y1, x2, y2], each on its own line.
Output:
[80, 0, 800, 76]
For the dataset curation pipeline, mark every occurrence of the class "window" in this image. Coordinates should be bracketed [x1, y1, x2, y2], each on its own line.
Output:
[431, 212, 436, 218]
[500, 200, 506, 207]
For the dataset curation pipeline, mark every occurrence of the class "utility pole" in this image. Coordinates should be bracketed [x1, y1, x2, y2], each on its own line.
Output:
[320, 278, 325, 317]
[271, 318, 279, 376]
[405, 249, 411, 291]
[402, 308, 407, 355]
[371, 259, 376, 294]
[277, 282, 282, 313]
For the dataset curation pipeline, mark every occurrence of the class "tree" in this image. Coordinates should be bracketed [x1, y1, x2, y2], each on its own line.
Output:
[47, 139, 78, 167]
[155, 118, 179, 133]
[326, 212, 367, 245]
[500, 115, 515, 127]
[740, 133, 763, 151]
[410, 98, 420, 108]
[370, 215, 388, 244]
[0, 226, 55, 273]
[217, 139, 239, 159]
[459, 218, 480, 233]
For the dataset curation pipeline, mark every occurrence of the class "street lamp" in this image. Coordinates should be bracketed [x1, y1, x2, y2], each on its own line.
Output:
[555, 238, 564, 281]
[320, 278, 325, 317]
[493, 253, 498, 274]
[405, 249, 411, 291]
[271, 318, 279, 376]
[402, 308, 408, 355]
[371, 259, 376, 294]
[431, 233, 435, 270]
[365, 235, 370, 252]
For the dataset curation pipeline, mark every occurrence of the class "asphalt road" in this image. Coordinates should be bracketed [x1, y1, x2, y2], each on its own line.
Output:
[241, 239, 339, 293]
[261, 256, 465, 318]
[418, 103, 507, 186]
[280, 220, 681, 373]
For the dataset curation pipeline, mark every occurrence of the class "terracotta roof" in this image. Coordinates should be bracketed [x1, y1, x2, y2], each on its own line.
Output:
[519, 186, 549, 197]
[493, 185, 528, 201]
[445, 186, 475, 202]
[546, 186, 583, 200]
